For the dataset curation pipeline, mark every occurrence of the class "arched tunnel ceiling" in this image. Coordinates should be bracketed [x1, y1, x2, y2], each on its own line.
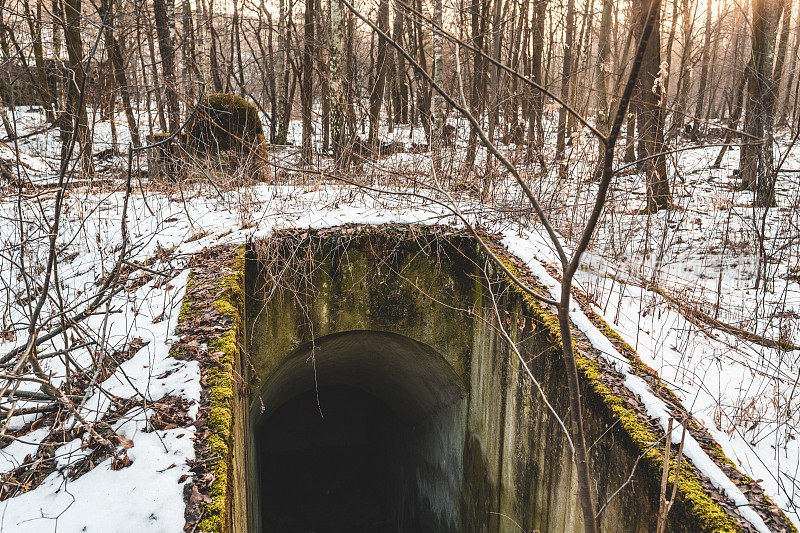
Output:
[253, 330, 466, 423]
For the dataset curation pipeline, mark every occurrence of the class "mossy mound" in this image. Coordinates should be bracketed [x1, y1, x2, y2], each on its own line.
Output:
[186, 93, 265, 153]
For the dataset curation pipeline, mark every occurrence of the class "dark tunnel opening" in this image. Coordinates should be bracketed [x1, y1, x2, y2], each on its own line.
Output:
[257, 385, 396, 531]
[249, 331, 468, 533]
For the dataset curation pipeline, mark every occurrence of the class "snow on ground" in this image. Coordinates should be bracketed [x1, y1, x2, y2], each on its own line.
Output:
[572, 131, 800, 525]
[0, 428, 49, 472]
[0, 107, 799, 530]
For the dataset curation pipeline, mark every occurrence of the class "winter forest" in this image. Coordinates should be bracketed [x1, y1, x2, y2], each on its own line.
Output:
[0, 0, 799, 530]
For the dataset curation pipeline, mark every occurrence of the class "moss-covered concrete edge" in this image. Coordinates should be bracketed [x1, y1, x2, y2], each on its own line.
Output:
[492, 245, 796, 533]
[174, 246, 246, 533]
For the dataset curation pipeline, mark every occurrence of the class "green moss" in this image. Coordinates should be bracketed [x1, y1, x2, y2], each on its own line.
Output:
[186, 93, 266, 153]
[763, 495, 799, 533]
[175, 275, 198, 325]
[175, 247, 246, 533]
[209, 406, 233, 431]
[493, 250, 741, 531]
[708, 442, 739, 470]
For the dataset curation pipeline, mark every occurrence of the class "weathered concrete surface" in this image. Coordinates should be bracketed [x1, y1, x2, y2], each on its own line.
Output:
[178, 225, 795, 532]
[241, 228, 689, 532]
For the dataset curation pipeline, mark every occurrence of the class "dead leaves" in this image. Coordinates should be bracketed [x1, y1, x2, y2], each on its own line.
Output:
[113, 435, 134, 449]
[111, 450, 132, 470]
[148, 395, 193, 432]
[171, 245, 242, 532]
[183, 483, 211, 526]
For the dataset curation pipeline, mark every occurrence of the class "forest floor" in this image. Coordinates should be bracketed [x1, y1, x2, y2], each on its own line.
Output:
[0, 106, 798, 531]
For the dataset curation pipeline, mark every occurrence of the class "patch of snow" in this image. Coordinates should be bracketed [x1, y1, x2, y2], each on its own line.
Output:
[0, 428, 50, 473]
[0, 411, 193, 533]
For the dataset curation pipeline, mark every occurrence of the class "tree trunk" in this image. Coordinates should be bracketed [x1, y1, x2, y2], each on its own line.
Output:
[694, 0, 713, 128]
[570, 0, 591, 126]
[464, 0, 486, 167]
[329, 0, 348, 165]
[635, 0, 670, 210]
[771, 0, 791, 114]
[153, 0, 180, 131]
[318, 0, 330, 151]
[555, 0, 575, 177]
[368, 0, 389, 150]
[712, 59, 748, 167]
[24, 0, 54, 120]
[409, 0, 431, 137]
[663, 0, 678, 98]
[182, 0, 197, 103]
[740, 0, 781, 206]
[301, 0, 315, 164]
[704, 24, 722, 120]
[526, 0, 546, 152]
[52, 0, 62, 108]
[233, 0, 245, 90]
[98, 0, 140, 147]
[391, 0, 408, 124]
[274, 0, 290, 144]
[0, 9, 15, 138]
[487, 0, 505, 142]
[670, 0, 694, 135]
[594, 0, 613, 130]
[344, 12, 357, 138]
[779, 4, 799, 124]
[506, 0, 527, 137]
[431, 0, 444, 164]
[63, 0, 93, 176]
[208, 0, 224, 92]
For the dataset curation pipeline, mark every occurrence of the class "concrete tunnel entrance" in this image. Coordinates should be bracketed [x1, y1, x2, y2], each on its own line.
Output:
[231, 231, 737, 532]
[249, 331, 468, 532]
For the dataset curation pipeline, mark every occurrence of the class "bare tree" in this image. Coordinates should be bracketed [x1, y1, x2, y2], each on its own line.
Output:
[740, 0, 781, 206]
[153, 0, 180, 131]
[368, 0, 388, 150]
[301, 0, 315, 164]
[635, 0, 670, 211]
[63, 0, 94, 176]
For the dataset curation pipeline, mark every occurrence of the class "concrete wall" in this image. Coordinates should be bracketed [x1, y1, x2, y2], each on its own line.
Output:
[237, 231, 706, 532]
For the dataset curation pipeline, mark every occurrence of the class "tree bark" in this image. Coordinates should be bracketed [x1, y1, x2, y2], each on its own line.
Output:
[694, 0, 713, 127]
[98, 0, 140, 147]
[23, 0, 54, 120]
[329, 0, 348, 165]
[63, 0, 93, 176]
[464, 0, 486, 167]
[431, 0, 444, 164]
[740, 0, 781, 206]
[274, 0, 290, 143]
[301, 0, 315, 164]
[368, 0, 389, 150]
[555, 0, 575, 177]
[153, 0, 181, 131]
[635, 0, 670, 210]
